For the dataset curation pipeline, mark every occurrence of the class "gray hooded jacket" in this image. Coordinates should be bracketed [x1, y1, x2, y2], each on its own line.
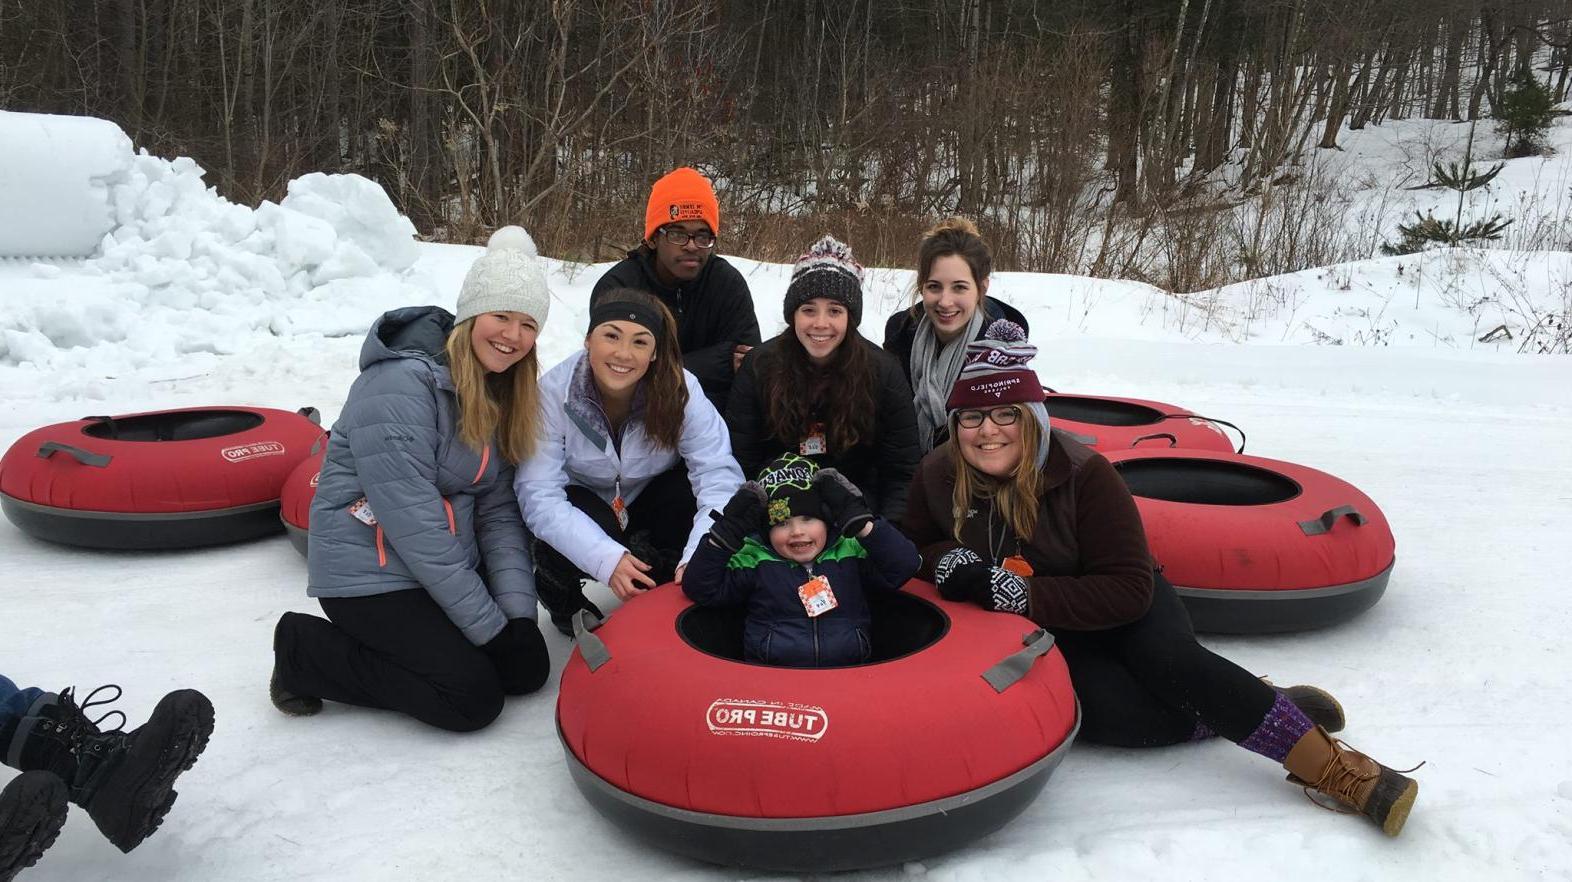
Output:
[306, 305, 536, 645]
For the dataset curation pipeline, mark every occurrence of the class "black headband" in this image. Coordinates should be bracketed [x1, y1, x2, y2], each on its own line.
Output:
[589, 300, 664, 342]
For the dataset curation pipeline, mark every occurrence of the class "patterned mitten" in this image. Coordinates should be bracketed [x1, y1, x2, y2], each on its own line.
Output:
[934, 547, 990, 602]
[982, 567, 1029, 615]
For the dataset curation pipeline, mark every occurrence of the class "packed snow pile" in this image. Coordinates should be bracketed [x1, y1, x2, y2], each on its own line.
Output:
[0, 111, 132, 258]
[0, 111, 425, 372]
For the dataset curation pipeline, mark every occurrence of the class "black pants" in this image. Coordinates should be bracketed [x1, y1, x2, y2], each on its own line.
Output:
[535, 465, 697, 616]
[273, 589, 548, 732]
[1056, 572, 1276, 748]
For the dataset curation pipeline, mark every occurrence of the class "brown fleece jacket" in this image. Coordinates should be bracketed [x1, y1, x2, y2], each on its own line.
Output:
[902, 430, 1154, 631]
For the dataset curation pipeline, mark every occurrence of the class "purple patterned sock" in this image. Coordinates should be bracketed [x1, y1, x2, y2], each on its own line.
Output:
[1188, 719, 1215, 741]
[1237, 691, 1315, 762]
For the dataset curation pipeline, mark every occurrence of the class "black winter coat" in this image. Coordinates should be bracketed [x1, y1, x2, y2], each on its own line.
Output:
[592, 248, 761, 412]
[725, 334, 920, 523]
[683, 520, 919, 667]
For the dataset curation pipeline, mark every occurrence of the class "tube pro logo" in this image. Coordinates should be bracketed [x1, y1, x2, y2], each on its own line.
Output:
[221, 441, 286, 463]
[706, 699, 828, 742]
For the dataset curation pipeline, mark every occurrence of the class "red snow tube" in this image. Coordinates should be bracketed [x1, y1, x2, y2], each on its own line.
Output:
[1044, 392, 1241, 453]
[0, 406, 322, 550]
[557, 580, 1079, 872]
[279, 437, 328, 558]
[1104, 448, 1396, 633]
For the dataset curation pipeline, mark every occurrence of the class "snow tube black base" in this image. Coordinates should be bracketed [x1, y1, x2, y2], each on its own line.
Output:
[559, 720, 1075, 872]
[1175, 560, 1394, 634]
[1, 493, 282, 551]
[283, 520, 309, 558]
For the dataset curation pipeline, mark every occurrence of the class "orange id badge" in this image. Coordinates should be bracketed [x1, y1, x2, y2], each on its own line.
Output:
[1002, 555, 1034, 577]
[797, 574, 838, 617]
[611, 495, 629, 529]
[347, 497, 378, 526]
[799, 422, 827, 456]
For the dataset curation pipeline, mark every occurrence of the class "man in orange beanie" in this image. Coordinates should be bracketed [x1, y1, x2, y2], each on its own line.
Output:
[592, 166, 760, 412]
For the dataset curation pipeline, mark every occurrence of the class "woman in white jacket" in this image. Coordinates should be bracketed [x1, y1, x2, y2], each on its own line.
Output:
[516, 288, 744, 635]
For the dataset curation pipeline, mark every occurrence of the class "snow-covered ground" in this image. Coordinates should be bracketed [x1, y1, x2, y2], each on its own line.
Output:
[2, 111, 1570, 880]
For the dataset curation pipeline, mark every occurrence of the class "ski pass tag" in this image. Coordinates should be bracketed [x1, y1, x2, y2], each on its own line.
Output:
[798, 574, 838, 617]
[347, 497, 378, 526]
[799, 423, 827, 456]
[1002, 554, 1034, 577]
[611, 477, 629, 529]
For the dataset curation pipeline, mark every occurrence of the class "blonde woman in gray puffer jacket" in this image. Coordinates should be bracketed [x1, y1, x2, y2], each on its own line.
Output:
[270, 228, 553, 732]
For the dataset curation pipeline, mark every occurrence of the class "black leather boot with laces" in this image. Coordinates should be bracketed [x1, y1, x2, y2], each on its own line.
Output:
[0, 771, 68, 882]
[3, 686, 213, 852]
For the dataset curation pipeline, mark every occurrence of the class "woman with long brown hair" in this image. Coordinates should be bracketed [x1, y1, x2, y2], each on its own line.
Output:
[726, 235, 920, 521]
[884, 217, 1030, 452]
[516, 287, 744, 635]
[903, 319, 1421, 836]
[271, 226, 553, 732]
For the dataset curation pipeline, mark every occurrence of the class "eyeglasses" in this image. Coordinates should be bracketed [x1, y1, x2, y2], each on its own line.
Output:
[955, 406, 1021, 429]
[657, 227, 717, 249]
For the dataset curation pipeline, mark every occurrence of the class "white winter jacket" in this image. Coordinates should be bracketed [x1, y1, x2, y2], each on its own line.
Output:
[515, 350, 743, 583]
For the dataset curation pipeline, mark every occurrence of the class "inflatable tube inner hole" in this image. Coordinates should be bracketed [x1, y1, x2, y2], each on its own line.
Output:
[1114, 458, 1301, 505]
[677, 592, 949, 667]
[1044, 396, 1165, 426]
[81, 410, 265, 442]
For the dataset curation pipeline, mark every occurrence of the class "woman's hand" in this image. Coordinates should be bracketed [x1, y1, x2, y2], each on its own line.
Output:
[608, 552, 657, 600]
[674, 563, 687, 584]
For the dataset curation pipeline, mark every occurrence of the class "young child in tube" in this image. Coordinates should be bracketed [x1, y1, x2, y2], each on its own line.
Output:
[683, 454, 919, 667]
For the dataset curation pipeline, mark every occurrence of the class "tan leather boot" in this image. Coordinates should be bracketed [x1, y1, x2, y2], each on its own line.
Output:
[1282, 726, 1418, 836]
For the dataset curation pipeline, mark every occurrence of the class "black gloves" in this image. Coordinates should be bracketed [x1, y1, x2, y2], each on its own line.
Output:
[933, 547, 1029, 615]
[708, 481, 768, 553]
[813, 468, 874, 538]
[482, 619, 550, 695]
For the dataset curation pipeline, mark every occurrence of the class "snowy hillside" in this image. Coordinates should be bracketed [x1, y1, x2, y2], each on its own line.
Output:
[1, 112, 1569, 881]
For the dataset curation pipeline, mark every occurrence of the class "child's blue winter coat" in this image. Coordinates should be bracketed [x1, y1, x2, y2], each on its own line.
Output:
[683, 520, 919, 667]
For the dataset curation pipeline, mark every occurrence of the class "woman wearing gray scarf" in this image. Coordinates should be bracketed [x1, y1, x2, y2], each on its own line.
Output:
[882, 217, 1031, 452]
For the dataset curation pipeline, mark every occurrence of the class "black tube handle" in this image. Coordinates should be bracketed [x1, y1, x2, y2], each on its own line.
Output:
[1161, 412, 1247, 453]
[297, 406, 321, 425]
[37, 442, 112, 468]
[1299, 505, 1368, 535]
[1131, 432, 1178, 448]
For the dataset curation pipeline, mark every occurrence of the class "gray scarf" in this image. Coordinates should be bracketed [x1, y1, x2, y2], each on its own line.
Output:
[910, 307, 986, 452]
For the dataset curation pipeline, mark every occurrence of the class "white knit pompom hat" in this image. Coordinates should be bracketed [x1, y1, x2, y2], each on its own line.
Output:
[454, 226, 550, 327]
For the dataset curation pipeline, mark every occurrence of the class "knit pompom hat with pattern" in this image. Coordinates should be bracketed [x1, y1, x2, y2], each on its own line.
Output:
[455, 226, 550, 327]
[946, 319, 1051, 467]
[781, 235, 865, 327]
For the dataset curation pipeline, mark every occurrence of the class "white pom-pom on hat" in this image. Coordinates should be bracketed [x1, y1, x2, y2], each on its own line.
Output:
[456, 225, 550, 327]
[486, 224, 538, 256]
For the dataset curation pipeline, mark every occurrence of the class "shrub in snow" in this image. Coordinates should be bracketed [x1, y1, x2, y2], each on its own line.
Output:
[1495, 63, 1558, 158]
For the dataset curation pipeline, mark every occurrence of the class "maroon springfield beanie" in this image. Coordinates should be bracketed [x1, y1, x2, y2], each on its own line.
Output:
[944, 319, 1046, 411]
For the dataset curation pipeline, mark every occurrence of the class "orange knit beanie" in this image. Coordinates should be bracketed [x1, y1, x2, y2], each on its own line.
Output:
[644, 167, 720, 241]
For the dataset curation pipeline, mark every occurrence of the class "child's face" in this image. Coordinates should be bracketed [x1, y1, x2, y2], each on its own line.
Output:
[768, 515, 828, 564]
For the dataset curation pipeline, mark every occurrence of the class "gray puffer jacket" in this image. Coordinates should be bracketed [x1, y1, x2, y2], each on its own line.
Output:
[306, 306, 536, 645]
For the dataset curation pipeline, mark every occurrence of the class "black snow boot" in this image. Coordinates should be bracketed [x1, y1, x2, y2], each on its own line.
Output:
[270, 617, 322, 717]
[0, 772, 68, 882]
[4, 686, 214, 853]
[534, 540, 603, 638]
[623, 529, 676, 586]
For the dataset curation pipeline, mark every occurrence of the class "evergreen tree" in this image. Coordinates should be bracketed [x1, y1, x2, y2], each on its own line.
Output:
[1495, 63, 1558, 158]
